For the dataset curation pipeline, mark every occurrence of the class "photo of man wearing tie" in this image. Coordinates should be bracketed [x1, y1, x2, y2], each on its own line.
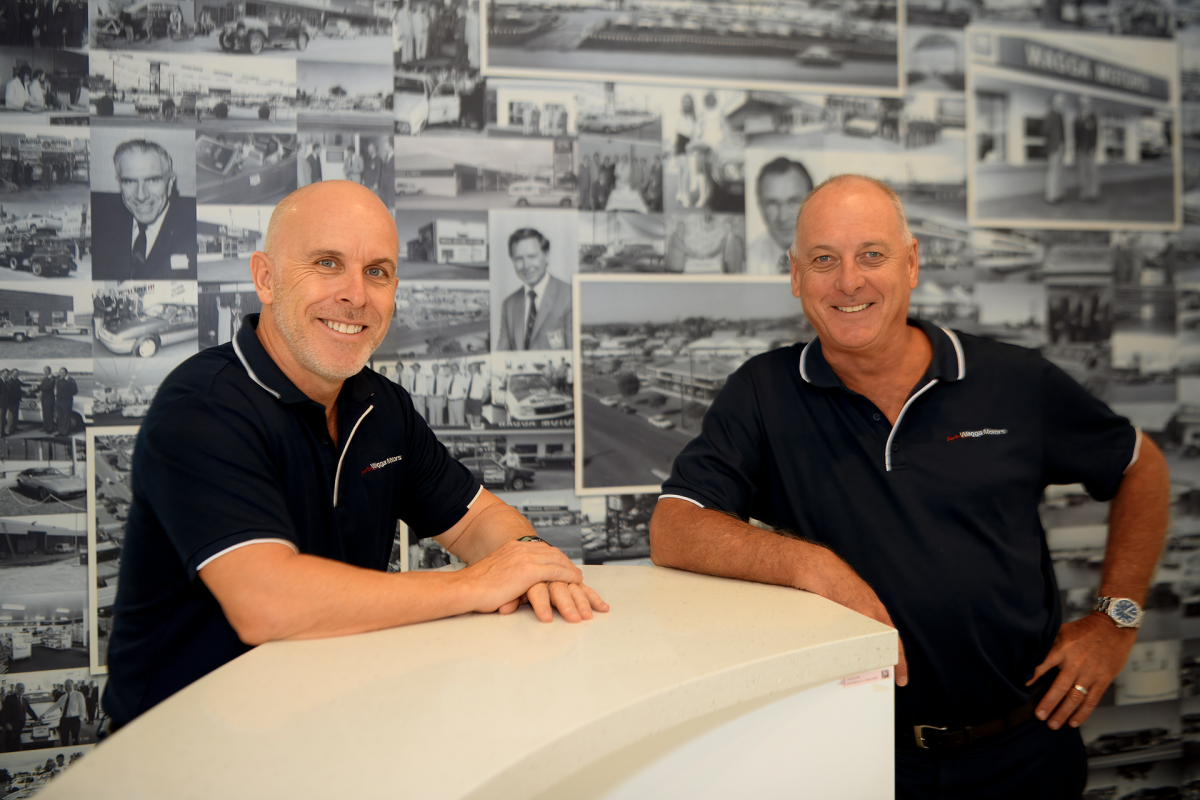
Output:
[91, 132, 197, 282]
[496, 227, 572, 352]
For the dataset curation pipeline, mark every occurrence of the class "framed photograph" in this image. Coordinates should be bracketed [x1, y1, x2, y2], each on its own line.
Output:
[481, 0, 902, 95]
[966, 26, 1181, 230]
[87, 428, 138, 671]
[573, 274, 807, 494]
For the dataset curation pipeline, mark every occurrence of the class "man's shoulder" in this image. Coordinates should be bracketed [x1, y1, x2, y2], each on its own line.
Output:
[944, 329, 1049, 377]
[143, 344, 254, 425]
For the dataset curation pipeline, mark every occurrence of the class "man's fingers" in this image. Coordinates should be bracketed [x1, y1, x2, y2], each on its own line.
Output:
[1068, 685, 1102, 728]
[526, 581, 553, 622]
[1046, 681, 1089, 731]
[566, 582, 592, 620]
[1026, 649, 1061, 687]
[549, 581, 582, 622]
[581, 583, 609, 613]
[1036, 672, 1080, 727]
[497, 597, 520, 615]
[896, 639, 909, 687]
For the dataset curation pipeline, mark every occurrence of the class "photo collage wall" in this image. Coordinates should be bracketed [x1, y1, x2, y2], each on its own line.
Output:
[0, 0, 1196, 795]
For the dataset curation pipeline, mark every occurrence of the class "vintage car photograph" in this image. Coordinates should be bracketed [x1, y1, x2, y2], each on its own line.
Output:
[498, 372, 574, 421]
[218, 13, 313, 54]
[15, 467, 86, 501]
[1, 236, 78, 278]
[459, 455, 537, 490]
[196, 133, 299, 205]
[95, 303, 199, 358]
[508, 181, 576, 208]
[394, 73, 475, 136]
[18, 390, 93, 434]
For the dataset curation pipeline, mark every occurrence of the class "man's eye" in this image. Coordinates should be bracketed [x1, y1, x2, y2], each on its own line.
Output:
[864, 252, 882, 259]
[319, 259, 335, 267]
[367, 267, 385, 277]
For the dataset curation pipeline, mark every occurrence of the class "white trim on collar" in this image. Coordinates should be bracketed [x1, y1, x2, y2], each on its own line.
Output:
[232, 332, 281, 400]
[799, 339, 815, 383]
[938, 326, 966, 380]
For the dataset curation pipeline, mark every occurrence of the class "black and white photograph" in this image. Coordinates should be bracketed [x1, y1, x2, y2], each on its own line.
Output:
[744, 149, 812, 275]
[0, 449, 86, 518]
[0, 561, 88, 674]
[490, 209, 577, 352]
[0, 202, 89, 282]
[576, 135, 663, 214]
[664, 211, 745, 274]
[92, 280, 197, 362]
[392, 353, 490, 429]
[434, 430, 575, 491]
[578, 211, 664, 273]
[967, 27, 1180, 229]
[394, 69, 487, 137]
[497, 490, 583, 558]
[0, 359, 91, 450]
[195, 131, 298, 206]
[907, 0, 972, 29]
[90, 0, 393, 62]
[88, 50, 297, 128]
[388, 280, 489, 358]
[660, 88, 746, 214]
[574, 82, 663, 142]
[197, 205, 269, 282]
[394, 0, 480, 72]
[0, 743, 96, 791]
[579, 492, 654, 565]
[91, 282, 197, 425]
[482, 0, 900, 93]
[906, 28, 965, 91]
[394, 138, 565, 211]
[198, 281, 259, 350]
[0, 48, 90, 126]
[0, 127, 90, 205]
[575, 275, 806, 493]
[1080, 701, 1181, 769]
[972, 281, 1048, 348]
[790, 148, 968, 220]
[396, 209, 488, 280]
[971, 0, 1174, 37]
[0, 283, 92, 359]
[89, 127, 197, 282]
[296, 60, 393, 124]
[486, 349, 574, 430]
[6, 0, 89, 49]
[297, 125, 394, 207]
[87, 429, 134, 669]
[488, 79, 577, 138]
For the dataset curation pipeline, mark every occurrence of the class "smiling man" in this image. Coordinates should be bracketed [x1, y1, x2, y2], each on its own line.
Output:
[497, 228, 572, 351]
[91, 139, 197, 281]
[649, 174, 1168, 799]
[102, 181, 605, 729]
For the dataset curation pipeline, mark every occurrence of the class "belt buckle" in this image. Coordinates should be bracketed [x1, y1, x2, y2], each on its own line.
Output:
[913, 724, 948, 750]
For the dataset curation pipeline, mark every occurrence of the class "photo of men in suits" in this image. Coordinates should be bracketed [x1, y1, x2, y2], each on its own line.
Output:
[496, 227, 571, 351]
[92, 138, 197, 281]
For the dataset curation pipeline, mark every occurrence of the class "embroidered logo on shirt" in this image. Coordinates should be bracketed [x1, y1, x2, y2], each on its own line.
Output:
[362, 455, 403, 474]
[946, 428, 1008, 442]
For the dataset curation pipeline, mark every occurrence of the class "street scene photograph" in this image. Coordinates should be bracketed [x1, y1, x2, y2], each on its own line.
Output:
[196, 205, 270, 284]
[0, 202, 90, 283]
[0, 283, 92, 360]
[0, 127, 91, 208]
[967, 27, 1179, 229]
[483, 0, 900, 92]
[575, 275, 806, 492]
[396, 209, 489, 280]
[578, 211, 664, 273]
[394, 137, 567, 211]
[295, 60, 393, 124]
[387, 280, 490, 357]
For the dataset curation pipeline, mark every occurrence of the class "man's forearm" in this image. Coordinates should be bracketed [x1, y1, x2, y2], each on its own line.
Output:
[1099, 435, 1170, 602]
[649, 497, 823, 591]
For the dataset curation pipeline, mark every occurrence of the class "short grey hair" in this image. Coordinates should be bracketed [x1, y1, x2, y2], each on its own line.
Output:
[112, 139, 174, 175]
[791, 174, 913, 260]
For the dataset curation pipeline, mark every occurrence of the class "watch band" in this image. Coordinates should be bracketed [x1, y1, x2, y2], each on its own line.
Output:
[1093, 596, 1143, 628]
[517, 535, 546, 544]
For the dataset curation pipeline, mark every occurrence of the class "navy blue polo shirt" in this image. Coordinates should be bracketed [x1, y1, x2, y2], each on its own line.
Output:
[661, 319, 1137, 728]
[103, 315, 480, 726]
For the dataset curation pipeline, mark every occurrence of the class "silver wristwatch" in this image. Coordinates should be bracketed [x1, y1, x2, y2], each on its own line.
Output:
[1093, 596, 1143, 628]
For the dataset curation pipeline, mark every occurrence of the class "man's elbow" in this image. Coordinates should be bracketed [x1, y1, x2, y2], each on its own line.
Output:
[222, 601, 285, 647]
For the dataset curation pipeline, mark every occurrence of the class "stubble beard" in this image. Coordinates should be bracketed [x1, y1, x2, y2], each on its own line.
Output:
[270, 281, 387, 383]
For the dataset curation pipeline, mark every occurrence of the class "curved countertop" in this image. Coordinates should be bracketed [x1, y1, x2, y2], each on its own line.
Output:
[40, 565, 898, 800]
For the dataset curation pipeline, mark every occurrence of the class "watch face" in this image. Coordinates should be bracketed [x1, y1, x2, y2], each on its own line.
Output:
[1111, 599, 1140, 625]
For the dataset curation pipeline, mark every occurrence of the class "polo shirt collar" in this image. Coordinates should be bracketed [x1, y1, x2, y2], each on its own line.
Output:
[798, 318, 966, 390]
[232, 314, 375, 405]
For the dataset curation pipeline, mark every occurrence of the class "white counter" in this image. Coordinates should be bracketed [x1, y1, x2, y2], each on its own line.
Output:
[40, 565, 898, 799]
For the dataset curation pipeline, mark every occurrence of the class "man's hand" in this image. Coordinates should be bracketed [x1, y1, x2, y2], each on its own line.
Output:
[1028, 613, 1137, 729]
[803, 544, 909, 686]
[458, 538, 608, 622]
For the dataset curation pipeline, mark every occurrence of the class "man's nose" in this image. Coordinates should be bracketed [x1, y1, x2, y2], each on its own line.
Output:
[336, 268, 368, 306]
[834, 260, 866, 294]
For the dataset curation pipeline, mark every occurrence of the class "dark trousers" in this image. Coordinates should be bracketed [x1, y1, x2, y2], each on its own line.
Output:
[58, 715, 81, 746]
[4, 404, 17, 434]
[54, 402, 71, 435]
[896, 716, 1086, 800]
[3, 726, 22, 752]
[40, 395, 54, 432]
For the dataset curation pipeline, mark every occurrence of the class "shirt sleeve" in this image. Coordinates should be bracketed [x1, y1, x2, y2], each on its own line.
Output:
[391, 381, 481, 538]
[659, 369, 763, 517]
[1041, 359, 1137, 502]
[135, 393, 300, 579]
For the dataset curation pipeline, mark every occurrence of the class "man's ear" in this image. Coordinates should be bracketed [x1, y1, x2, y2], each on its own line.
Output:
[250, 251, 274, 305]
[167, 171, 178, 198]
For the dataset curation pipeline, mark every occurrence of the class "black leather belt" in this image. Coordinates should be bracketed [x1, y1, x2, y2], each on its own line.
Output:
[899, 670, 1057, 753]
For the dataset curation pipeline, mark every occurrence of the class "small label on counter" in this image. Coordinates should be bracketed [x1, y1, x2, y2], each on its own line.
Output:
[841, 668, 891, 688]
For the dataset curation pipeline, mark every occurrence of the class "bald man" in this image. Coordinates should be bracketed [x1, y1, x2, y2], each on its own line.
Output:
[102, 181, 605, 728]
[650, 174, 1168, 798]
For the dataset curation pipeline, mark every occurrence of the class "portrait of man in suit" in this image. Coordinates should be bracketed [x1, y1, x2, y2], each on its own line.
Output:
[92, 139, 197, 281]
[497, 228, 572, 351]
